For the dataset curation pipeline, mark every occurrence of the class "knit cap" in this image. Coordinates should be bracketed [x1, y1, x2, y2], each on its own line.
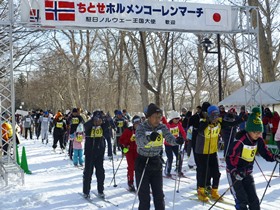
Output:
[132, 115, 141, 124]
[146, 103, 162, 118]
[207, 105, 220, 117]
[245, 107, 263, 132]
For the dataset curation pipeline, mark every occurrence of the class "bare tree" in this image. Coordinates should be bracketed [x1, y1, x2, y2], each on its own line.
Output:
[248, 0, 280, 82]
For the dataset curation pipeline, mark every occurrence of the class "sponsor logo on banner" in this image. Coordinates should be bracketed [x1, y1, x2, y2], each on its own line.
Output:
[45, 0, 75, 21]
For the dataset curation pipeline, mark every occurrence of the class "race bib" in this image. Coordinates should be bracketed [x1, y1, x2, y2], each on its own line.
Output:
[117, 121, 124, 128]
[25, 118, 31, 122]
[72, 118, 79, 125]
[145, 130, 163, 148]
[43, 117, 48, 122]
[130, 134, 136, 142]
[76, 133, 84, 142]
[90, 126, 103, 138]
[205, 125, 220, 139]
[56, 122, 63, 128]
[241, 145, 257, 162]
[170, 126, 179, 137]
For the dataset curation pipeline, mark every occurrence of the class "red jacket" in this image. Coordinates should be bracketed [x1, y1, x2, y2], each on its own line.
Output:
[165, 121, 186, 146]
[263, 111, 280, 134]
[119, 127, 137, 152]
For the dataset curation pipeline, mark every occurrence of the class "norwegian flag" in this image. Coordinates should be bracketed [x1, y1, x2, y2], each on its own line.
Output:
[30, 9, 40, 22]
[45, 0, 75, 21]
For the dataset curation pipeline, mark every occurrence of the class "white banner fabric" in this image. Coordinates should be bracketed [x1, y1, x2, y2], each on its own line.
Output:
[21, 0, 238, 32]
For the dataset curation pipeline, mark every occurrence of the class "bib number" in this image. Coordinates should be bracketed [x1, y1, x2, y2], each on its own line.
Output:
[241, 145, 257, 162]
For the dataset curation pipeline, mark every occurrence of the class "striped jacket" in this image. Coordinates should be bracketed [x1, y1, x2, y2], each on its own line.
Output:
[136, 121, 178, 157]
[226, 130, 275, 175]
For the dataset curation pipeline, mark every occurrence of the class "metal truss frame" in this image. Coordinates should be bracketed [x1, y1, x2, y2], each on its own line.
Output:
[0, 1, 259, 185]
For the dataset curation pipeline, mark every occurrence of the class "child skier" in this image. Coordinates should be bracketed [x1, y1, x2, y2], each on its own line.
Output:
[72, 123, 84, 167]
[119, 115, 141, 192]
[226, 107, 280, 210]
[165, 110, 186, 177]
[135, 103, 184, 210]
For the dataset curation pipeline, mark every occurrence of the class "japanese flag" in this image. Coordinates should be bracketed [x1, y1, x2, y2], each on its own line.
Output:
[205, 8, 229, 28]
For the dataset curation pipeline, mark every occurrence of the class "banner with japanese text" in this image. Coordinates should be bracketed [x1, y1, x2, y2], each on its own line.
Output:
[21, 0, 238, 32]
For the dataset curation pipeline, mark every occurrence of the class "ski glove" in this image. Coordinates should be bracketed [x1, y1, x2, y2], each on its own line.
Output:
[233, 170, 246, 181]
[176, 137, 185, 145]
[150, 132, 160, 141]
[123, 147, 129, 154]
[274, 154, 280, 163]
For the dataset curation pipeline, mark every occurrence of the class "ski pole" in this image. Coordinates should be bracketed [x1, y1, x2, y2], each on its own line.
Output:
[172, 144, 184, 210]
[176, 146, 185, 193]
[208, 179, 238, 210]
[109, 154, 124, 187]
[224, 127, 234, 158]
[255, 159, 270, 187]
[203, 129, 212, 205]
[131, 157, 150, 210]
[260, 161, 279, 204]
[109, 151, 117, 187]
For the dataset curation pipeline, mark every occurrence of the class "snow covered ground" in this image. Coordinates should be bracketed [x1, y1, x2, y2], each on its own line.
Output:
[1, 135, 280, 210]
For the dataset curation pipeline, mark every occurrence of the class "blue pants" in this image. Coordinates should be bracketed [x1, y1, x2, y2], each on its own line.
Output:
[73, 149, 84, 166]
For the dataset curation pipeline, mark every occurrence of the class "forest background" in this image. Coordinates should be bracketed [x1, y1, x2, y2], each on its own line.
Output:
[2, 0, 279, 114]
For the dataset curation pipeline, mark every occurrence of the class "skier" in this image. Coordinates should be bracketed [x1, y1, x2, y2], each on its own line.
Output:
[40, 111, 52, 144]
[113, 110, 127, 155]
[195, 105, 245, 202]
[22, 111, 34, 140]
[226, 106, 280, 210]
[119, 115, 141, 192]
[83, 111, 106, 198]
[101, 111, 116, 159]
[165, 110, 186, 177]
[34, 109, 43, 140]
[221, 108, 238, 158]
[67, 108, 84, 160]
[52, 112, 67, 153]
[135, 103, 184, 210]
[72, 123, 85, 167]
[1, 113, 13, 156]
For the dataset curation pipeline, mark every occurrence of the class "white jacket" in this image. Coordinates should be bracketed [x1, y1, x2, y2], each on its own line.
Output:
[275, 121, 280, 142]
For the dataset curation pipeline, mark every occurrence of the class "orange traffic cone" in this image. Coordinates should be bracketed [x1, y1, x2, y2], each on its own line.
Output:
[20, 146, 32, 174]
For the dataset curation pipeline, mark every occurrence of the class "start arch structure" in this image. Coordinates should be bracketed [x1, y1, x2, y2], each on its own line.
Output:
[0, 0, 260, 185]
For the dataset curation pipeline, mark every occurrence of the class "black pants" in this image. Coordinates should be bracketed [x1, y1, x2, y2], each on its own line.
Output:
[83, 151, 105, 195]
[196, 153, 221, 188]
[35, 123, 41, 139]
[276, 141, 280, 151]
[104, 134, 112, 157]
[135, 155, 165, 210]
[53, 132, 65, 150]
[25, 127, 32, 139]
[227, 172, 260, 210]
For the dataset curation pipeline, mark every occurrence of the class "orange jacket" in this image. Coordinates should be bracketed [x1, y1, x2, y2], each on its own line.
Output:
[2, 122, 13, 141]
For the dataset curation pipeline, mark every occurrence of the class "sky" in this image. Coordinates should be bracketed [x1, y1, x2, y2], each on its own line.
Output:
[1, 134, 280, 210]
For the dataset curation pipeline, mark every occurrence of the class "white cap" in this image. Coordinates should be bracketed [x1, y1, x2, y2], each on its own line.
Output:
[168, 110, 180, 120]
